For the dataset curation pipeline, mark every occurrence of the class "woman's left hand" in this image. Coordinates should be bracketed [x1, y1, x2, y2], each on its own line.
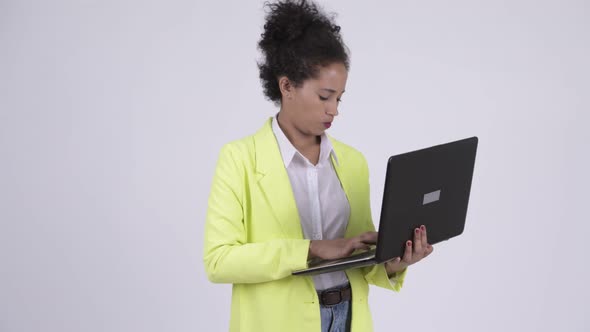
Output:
[384, 224, 434, 276]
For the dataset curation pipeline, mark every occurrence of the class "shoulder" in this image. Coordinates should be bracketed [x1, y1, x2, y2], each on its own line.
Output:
[215, 118, 273, 169]
[216, 134, 256, 167]
[328, 135, 368, 167]
[220, 134, 255, 154]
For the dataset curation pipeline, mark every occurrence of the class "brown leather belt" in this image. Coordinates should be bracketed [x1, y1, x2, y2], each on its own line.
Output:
[317, 283, 352, 306]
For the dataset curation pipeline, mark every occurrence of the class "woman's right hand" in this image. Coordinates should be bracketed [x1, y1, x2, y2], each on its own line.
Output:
[308, 231, 378, 260]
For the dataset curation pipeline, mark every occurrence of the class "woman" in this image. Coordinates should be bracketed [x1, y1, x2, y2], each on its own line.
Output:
[203, 1, 433, 331]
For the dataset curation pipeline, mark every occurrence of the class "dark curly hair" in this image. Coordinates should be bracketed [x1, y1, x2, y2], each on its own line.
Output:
[257, 0, 350, 105]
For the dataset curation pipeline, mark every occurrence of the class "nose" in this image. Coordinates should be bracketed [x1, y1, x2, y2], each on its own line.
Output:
[326, 103, 339, 117]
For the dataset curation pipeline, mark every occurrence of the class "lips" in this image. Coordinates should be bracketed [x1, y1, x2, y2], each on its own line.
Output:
[324, 122, 332, 129]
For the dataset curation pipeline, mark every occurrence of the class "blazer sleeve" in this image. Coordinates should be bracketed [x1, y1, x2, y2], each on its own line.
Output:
[203, 143, 310, 284]
[358, 154, 408, 292]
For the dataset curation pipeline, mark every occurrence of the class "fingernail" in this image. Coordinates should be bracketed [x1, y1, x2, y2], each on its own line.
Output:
[420, 225, 425, 230]
[407, 241, 412, 246]
[415, 228, 420, 234]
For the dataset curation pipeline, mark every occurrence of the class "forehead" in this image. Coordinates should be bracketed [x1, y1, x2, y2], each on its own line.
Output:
[303, 62, 348, 91]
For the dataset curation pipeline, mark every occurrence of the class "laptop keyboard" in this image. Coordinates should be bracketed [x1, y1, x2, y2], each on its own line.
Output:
[308, 248, 377, 267]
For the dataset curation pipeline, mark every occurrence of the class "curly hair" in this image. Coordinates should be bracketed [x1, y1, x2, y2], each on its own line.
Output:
[257, 0, 350, 105]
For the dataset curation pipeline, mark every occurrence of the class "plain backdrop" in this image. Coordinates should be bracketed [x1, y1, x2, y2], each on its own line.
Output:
[1, 0, 589, 331]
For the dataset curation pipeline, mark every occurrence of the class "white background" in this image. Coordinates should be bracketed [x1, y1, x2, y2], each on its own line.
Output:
[1, 0, 588, 331]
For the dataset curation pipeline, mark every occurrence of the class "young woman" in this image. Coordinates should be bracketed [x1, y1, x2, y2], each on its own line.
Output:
[203, 1, 433, 331]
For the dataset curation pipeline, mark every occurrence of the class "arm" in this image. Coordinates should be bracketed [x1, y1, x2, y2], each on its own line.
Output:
[360, 221, 408, 292]
[358, 154, 408, 292]
[203, 144, 310, 284]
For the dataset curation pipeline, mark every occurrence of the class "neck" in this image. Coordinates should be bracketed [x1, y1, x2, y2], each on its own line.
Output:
[276, 110, 320, 152]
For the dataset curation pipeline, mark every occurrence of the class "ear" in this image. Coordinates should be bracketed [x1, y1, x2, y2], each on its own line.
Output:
[278, 76, 294, 100]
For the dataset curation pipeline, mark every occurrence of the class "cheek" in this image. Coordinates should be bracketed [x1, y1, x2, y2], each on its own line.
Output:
[295, 90, 323, 119]
[303, 94, 323, 112]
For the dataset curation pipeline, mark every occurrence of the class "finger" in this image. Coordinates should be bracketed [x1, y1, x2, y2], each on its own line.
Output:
[402, 240, 413, 263]
[360, 231, 378, 244]
[385, 256, 401, 264]
[351, 239, 372, 251]
[385, 257, 402, 272]
[361, 232, 379, 244]
[424, 244, 434, 257]
[420, 225, 428, 249]
[413, 227, 423, 256]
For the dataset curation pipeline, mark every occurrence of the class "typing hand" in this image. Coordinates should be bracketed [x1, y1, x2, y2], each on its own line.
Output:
[308, 231, 378, 260]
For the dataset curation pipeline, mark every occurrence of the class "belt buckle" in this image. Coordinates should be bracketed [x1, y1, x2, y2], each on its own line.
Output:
[321, 289, 342, 306]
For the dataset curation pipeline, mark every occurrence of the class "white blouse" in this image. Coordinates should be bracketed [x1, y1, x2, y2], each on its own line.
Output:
[271, 114, 350, 291]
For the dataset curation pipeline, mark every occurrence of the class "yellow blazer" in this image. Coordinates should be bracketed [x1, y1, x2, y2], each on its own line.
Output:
[204, 117, 407, 331]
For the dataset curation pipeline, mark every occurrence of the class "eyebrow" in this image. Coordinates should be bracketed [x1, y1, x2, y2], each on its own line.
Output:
[320, 88, 345, 93]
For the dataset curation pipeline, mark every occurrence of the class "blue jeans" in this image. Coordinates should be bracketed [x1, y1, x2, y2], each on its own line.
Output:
[320, 299, 351, 332]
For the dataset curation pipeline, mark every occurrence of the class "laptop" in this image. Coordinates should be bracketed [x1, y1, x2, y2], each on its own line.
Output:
[292, 136, 479, 276]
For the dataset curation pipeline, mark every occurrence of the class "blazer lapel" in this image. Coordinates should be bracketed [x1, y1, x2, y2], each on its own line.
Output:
[328, 138, 367, 238]
[254, 118, 304, 239]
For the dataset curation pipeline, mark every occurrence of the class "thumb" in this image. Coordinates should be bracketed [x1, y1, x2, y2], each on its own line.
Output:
[386, 257, 401, 264]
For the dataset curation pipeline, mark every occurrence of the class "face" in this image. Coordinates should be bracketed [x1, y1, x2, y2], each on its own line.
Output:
[283, 62, 348, 136]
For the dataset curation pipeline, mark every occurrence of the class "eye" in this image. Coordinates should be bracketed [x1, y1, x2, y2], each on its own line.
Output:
[319, 95, 329, 101]
[337, 98, 343, 103]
